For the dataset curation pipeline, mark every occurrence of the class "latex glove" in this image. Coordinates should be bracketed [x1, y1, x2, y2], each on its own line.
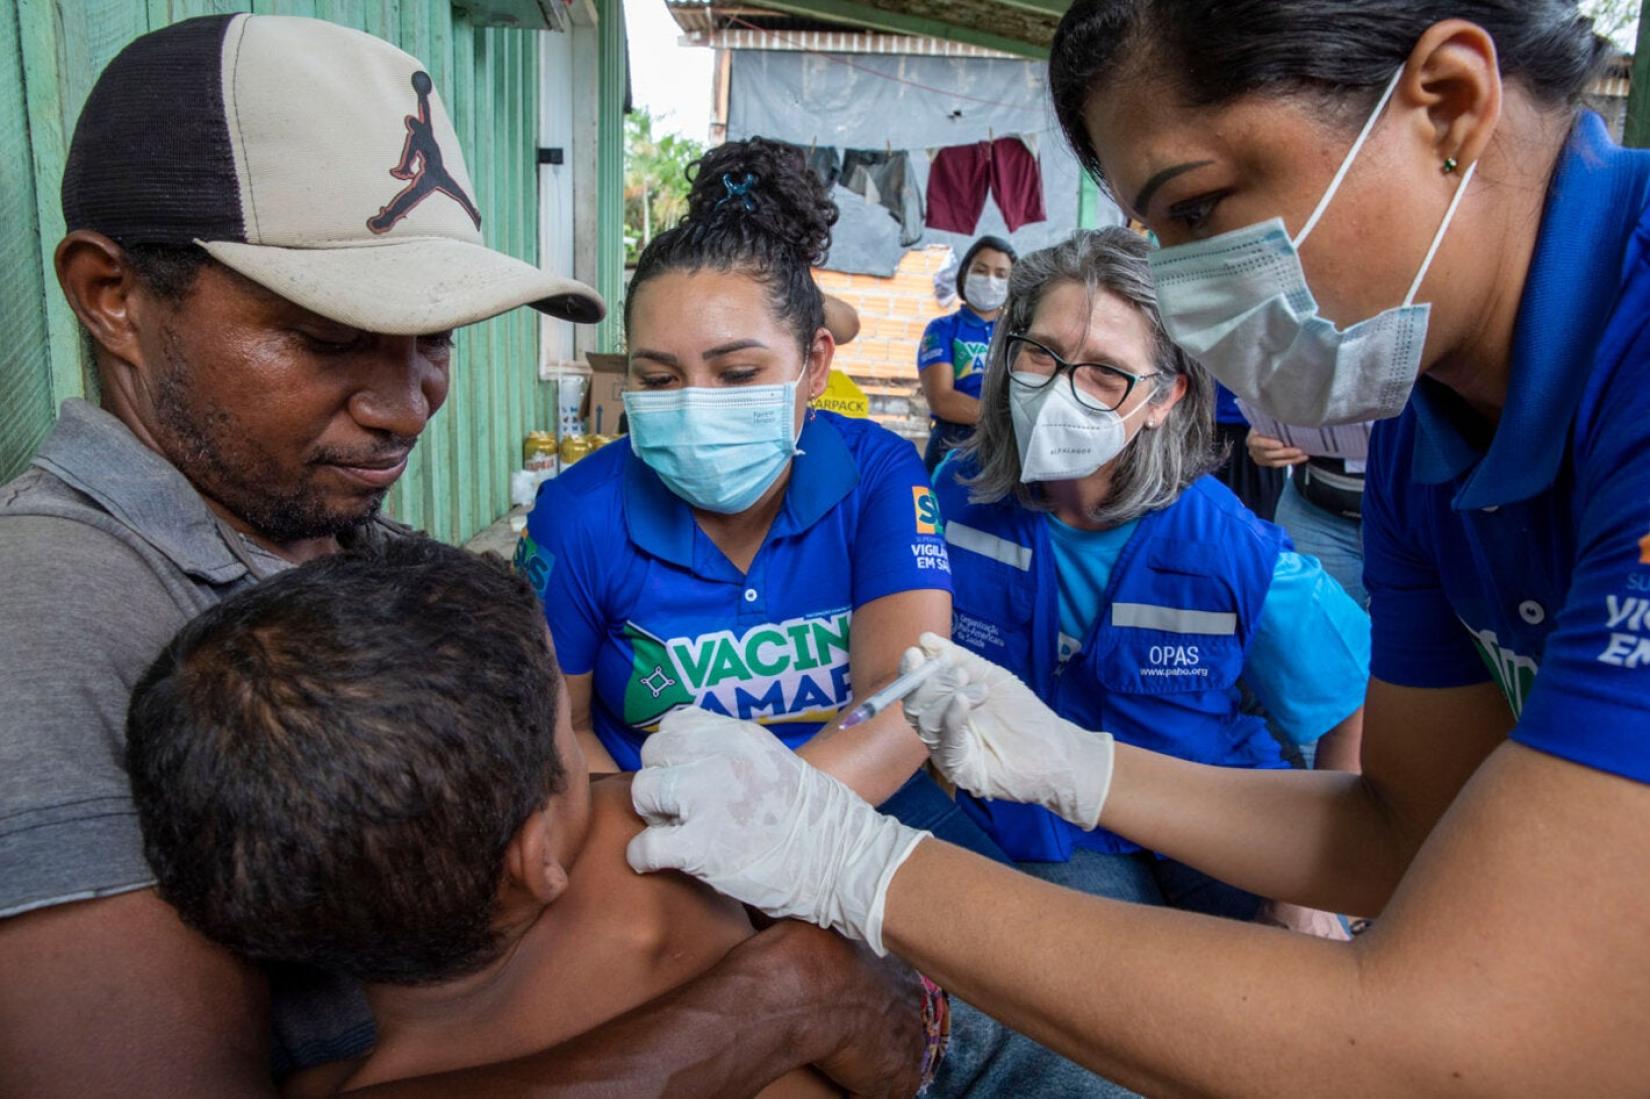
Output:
[901, 633, 1115, 829]
[626, 708, 928, 955]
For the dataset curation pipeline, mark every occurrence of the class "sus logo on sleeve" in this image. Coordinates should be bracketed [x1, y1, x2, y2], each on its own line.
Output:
[914, 487, 941, 535]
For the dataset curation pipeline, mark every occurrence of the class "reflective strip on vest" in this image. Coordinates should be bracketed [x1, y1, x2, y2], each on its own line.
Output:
[944, 521, 1033, 571]
[1110, 602, 1237, 635]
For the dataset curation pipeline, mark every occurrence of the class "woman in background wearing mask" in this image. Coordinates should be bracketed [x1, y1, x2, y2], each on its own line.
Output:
[518, 138, 1005, 859]
[917, 236, 1016, 473]
[933, 227, 1366, 919]
[622, 3, 1650, 1092]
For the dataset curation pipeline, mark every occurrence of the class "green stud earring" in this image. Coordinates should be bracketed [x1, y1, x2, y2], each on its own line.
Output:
[1442, 156, 1459, 175]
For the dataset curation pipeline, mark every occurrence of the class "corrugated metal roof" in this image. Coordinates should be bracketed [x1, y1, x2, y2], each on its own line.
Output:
[683, 27, 1013, 58]
[666, 1, 1060, 53]
[668, 3, 840, 37]
[850, 0, 1059, 48]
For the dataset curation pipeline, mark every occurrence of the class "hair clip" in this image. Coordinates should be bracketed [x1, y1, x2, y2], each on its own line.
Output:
[717, 171, 759, 213]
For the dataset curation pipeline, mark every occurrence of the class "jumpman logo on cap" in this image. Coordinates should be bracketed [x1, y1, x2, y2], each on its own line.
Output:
[367, 71, 482, 234]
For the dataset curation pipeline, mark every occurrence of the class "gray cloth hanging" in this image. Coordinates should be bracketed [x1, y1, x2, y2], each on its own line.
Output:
[840, 149, 925, 246]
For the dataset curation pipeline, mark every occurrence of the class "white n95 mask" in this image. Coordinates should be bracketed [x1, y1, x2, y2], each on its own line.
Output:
[1147, 68, 1477, 427]
[1010, 372, 1144, 483]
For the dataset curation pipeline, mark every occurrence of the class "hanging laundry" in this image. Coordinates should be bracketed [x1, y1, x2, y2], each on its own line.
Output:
[774, 141, 841, 190]
[932, 246, 960, 309]
[840, 149, 925, 246]
[806, 145, 841, 190]
[926, 136, 1047, 235]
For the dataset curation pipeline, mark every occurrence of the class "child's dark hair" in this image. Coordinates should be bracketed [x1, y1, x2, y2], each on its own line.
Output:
[624, 137, 839, 355]
[126, 535, 565, 987]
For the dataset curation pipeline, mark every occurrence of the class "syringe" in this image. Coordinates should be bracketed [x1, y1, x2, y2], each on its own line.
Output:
[837, 655, 948, 729]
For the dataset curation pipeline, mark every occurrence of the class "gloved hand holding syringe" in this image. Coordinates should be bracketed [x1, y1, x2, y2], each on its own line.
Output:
[837, 655, 950, 729]
[625, 635, 1117, 955]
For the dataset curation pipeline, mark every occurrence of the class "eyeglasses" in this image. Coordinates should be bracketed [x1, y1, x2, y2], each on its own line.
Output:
[1005, 334, 1158, 413]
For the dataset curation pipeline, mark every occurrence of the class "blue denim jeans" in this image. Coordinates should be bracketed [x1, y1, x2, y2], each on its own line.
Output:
[1019, 848, 1264, 923]
[930, 998, 1141, 1099]
[1274, 476, 1368, 609]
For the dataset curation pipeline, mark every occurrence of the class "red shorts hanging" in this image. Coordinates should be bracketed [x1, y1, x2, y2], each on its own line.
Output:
[926, 136, 1046, 235]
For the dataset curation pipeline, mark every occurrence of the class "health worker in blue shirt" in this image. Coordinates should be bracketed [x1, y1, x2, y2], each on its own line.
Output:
[932, 227, 1367, 920]
[918, 236, 1016, 474]
[518, 138, 1005, 858]
[620, 4, 1650, 1092]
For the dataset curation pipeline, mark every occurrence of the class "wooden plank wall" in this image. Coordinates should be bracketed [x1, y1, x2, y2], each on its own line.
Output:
[0, 0, 548, 546]
[0, 3, 53, 482]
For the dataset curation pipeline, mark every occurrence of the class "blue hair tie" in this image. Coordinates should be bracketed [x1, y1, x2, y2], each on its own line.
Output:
[717, 171, 759, 213]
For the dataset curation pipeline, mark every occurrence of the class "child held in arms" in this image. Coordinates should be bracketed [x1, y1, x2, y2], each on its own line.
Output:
[125, 536, 947, 1095]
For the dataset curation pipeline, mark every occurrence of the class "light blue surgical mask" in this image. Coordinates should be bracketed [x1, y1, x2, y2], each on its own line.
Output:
[1148, 68, 1476, 426]
[623, 381, 803, 514]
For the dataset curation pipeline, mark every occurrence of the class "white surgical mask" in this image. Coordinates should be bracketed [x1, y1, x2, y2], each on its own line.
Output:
[1148, 68, 1477, 426]
[623, 382, 803, 514]
[1010, 372, 1147, 483]
[965, 271, 1009, 314]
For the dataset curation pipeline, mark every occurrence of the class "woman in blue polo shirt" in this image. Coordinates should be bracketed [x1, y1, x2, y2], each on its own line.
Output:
[517, 138, 1002, 856]
[618, 2, 1650, 1090]
[918, 236, 1016, 473]
[934, 227, 1366, 919]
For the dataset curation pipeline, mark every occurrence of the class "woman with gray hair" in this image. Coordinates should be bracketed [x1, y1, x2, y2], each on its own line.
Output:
[931, 227, 1368, 916]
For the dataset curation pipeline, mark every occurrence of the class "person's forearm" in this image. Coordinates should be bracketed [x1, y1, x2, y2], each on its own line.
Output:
[920, 372, 981, 426]
[882, 839, 1381, 1097]
[932, 392, 980, 424]
[884, 745, 1650, 1095]
[353, 943, 816, 1099]
[1100, 744, 1406, 916]
[801, 704, 927, 805]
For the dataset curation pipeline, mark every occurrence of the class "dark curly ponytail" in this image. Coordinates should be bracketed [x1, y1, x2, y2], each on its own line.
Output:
[624, 138, 840, 354]
[1050, 0, 1616, 183]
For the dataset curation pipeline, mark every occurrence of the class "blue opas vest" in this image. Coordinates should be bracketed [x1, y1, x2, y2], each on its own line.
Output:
[936, 463, 1290, 860]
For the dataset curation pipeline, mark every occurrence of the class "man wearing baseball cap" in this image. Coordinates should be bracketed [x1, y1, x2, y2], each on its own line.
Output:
[0, 15, 921, 1097]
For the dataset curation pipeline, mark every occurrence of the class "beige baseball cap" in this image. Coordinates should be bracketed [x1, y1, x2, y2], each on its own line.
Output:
[62, 13, 604, 333]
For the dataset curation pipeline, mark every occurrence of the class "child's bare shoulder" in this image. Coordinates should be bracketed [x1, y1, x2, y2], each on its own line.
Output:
[587, 772, 644, 835]
[574, 774, 752, 967]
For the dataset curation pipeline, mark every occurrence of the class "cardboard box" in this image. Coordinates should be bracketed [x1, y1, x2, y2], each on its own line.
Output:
[582, 353, 628, 435]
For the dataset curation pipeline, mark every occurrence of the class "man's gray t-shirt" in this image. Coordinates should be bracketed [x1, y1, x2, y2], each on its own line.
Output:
[0, 399, 382, 1070]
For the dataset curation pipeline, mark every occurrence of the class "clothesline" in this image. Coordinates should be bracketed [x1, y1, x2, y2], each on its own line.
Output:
[799, 130, 1054, 158]
[726, 14, 1053, 117]
[791, 132, 1049, 242]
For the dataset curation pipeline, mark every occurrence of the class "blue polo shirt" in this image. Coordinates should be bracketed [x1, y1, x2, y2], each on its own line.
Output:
[516, 411, 953, 770]
[1363, 112, 1650, 782]
[918, 307, 995, 407]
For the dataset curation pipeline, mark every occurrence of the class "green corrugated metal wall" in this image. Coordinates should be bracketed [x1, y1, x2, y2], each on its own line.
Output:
[1078, 173, 1104, 230]
[594, 0, 626, 353]
[0, 0, 555, 546]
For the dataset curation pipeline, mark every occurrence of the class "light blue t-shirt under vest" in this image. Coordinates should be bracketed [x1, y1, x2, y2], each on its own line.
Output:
[1045, 514, 1369, 744]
